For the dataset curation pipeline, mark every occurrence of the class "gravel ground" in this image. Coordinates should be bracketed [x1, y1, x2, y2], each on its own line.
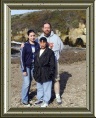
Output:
[11, 46, 86, 108]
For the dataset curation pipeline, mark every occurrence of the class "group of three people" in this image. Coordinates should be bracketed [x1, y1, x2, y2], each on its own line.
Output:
[20, 22, 64, 107]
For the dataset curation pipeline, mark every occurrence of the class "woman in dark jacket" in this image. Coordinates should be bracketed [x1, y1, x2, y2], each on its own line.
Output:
[20, 29, 40, 105]
[33, 37, 55, 107]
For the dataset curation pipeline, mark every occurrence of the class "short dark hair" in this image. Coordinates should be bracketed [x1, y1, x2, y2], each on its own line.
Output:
[40, 37, 47, 43]
[43, 22, 52, 28]
[27, 29, 35, 36]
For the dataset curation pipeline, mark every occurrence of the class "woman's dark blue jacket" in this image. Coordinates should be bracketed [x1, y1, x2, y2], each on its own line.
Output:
[20, 41, 40, 72]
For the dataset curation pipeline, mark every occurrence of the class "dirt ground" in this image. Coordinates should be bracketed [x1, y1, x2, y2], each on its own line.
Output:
[11, 46, 86, 108]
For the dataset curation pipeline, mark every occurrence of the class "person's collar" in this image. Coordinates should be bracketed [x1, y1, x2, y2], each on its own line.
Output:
[43, 31, 54, 37]
[44, 33, 51, 37]
[28, 39, 35, 45]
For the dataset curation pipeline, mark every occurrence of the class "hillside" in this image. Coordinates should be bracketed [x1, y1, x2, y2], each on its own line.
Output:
[11, 10, 86, 44]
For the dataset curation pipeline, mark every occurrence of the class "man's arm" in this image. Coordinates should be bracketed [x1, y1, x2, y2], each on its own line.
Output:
[58, 36, 64, 52]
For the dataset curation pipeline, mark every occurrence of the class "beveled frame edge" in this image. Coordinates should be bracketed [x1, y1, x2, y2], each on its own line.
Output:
[0, 0, 95, 117]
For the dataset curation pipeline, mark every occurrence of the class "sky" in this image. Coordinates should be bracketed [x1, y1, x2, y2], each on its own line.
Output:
[11, 10, 40, 15]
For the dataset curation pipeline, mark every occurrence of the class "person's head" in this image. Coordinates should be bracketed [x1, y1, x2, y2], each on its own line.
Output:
[42, 22, 52, 36]
[39, 37, 48, 49]
[27, 29, 36, 42]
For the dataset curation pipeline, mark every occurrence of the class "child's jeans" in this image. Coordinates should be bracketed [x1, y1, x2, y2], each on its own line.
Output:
[36, 81, 52, 104]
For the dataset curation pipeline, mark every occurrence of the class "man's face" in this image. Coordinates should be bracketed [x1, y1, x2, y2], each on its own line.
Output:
[40, 40, 47, 49]
[42, 24, 51, 36]
[28, 32, 35, 42]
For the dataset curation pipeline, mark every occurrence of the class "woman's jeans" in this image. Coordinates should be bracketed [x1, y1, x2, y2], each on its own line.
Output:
[21, 66, 34, 104]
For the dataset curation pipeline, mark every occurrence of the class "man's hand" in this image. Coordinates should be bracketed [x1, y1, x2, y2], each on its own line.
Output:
[21, 43, 24, 48]
[23, 72, 28, 76]
[49, 43, 54, 49]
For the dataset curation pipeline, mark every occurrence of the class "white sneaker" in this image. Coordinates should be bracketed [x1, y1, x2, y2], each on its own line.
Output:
[56, 97, 62, 104]
[41, 102, 48, 107]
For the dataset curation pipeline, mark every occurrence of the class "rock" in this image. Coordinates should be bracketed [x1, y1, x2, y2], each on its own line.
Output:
[61, 27, 86, 47]
[77, 35, 86, 45]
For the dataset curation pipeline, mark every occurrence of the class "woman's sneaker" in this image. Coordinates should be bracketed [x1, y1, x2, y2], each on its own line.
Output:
[41, 101, 48, 107]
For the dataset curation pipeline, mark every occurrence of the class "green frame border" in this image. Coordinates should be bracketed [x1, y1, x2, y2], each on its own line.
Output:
[0, 0, 95, 117]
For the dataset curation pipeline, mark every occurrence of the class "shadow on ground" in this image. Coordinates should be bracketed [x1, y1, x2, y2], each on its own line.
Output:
[29, 71, 72, 104]
[29, 90, 37, 101]
[50, 71, 72, 104]
[60, 71, 72, 96]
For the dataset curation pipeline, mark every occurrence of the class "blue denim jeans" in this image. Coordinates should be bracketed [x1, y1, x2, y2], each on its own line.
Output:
[21, 66, 34, 104]
[37, 81, 52, 104]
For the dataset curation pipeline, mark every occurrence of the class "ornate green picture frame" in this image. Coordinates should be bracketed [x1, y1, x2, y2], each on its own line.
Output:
[0, 0, 95, 117]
